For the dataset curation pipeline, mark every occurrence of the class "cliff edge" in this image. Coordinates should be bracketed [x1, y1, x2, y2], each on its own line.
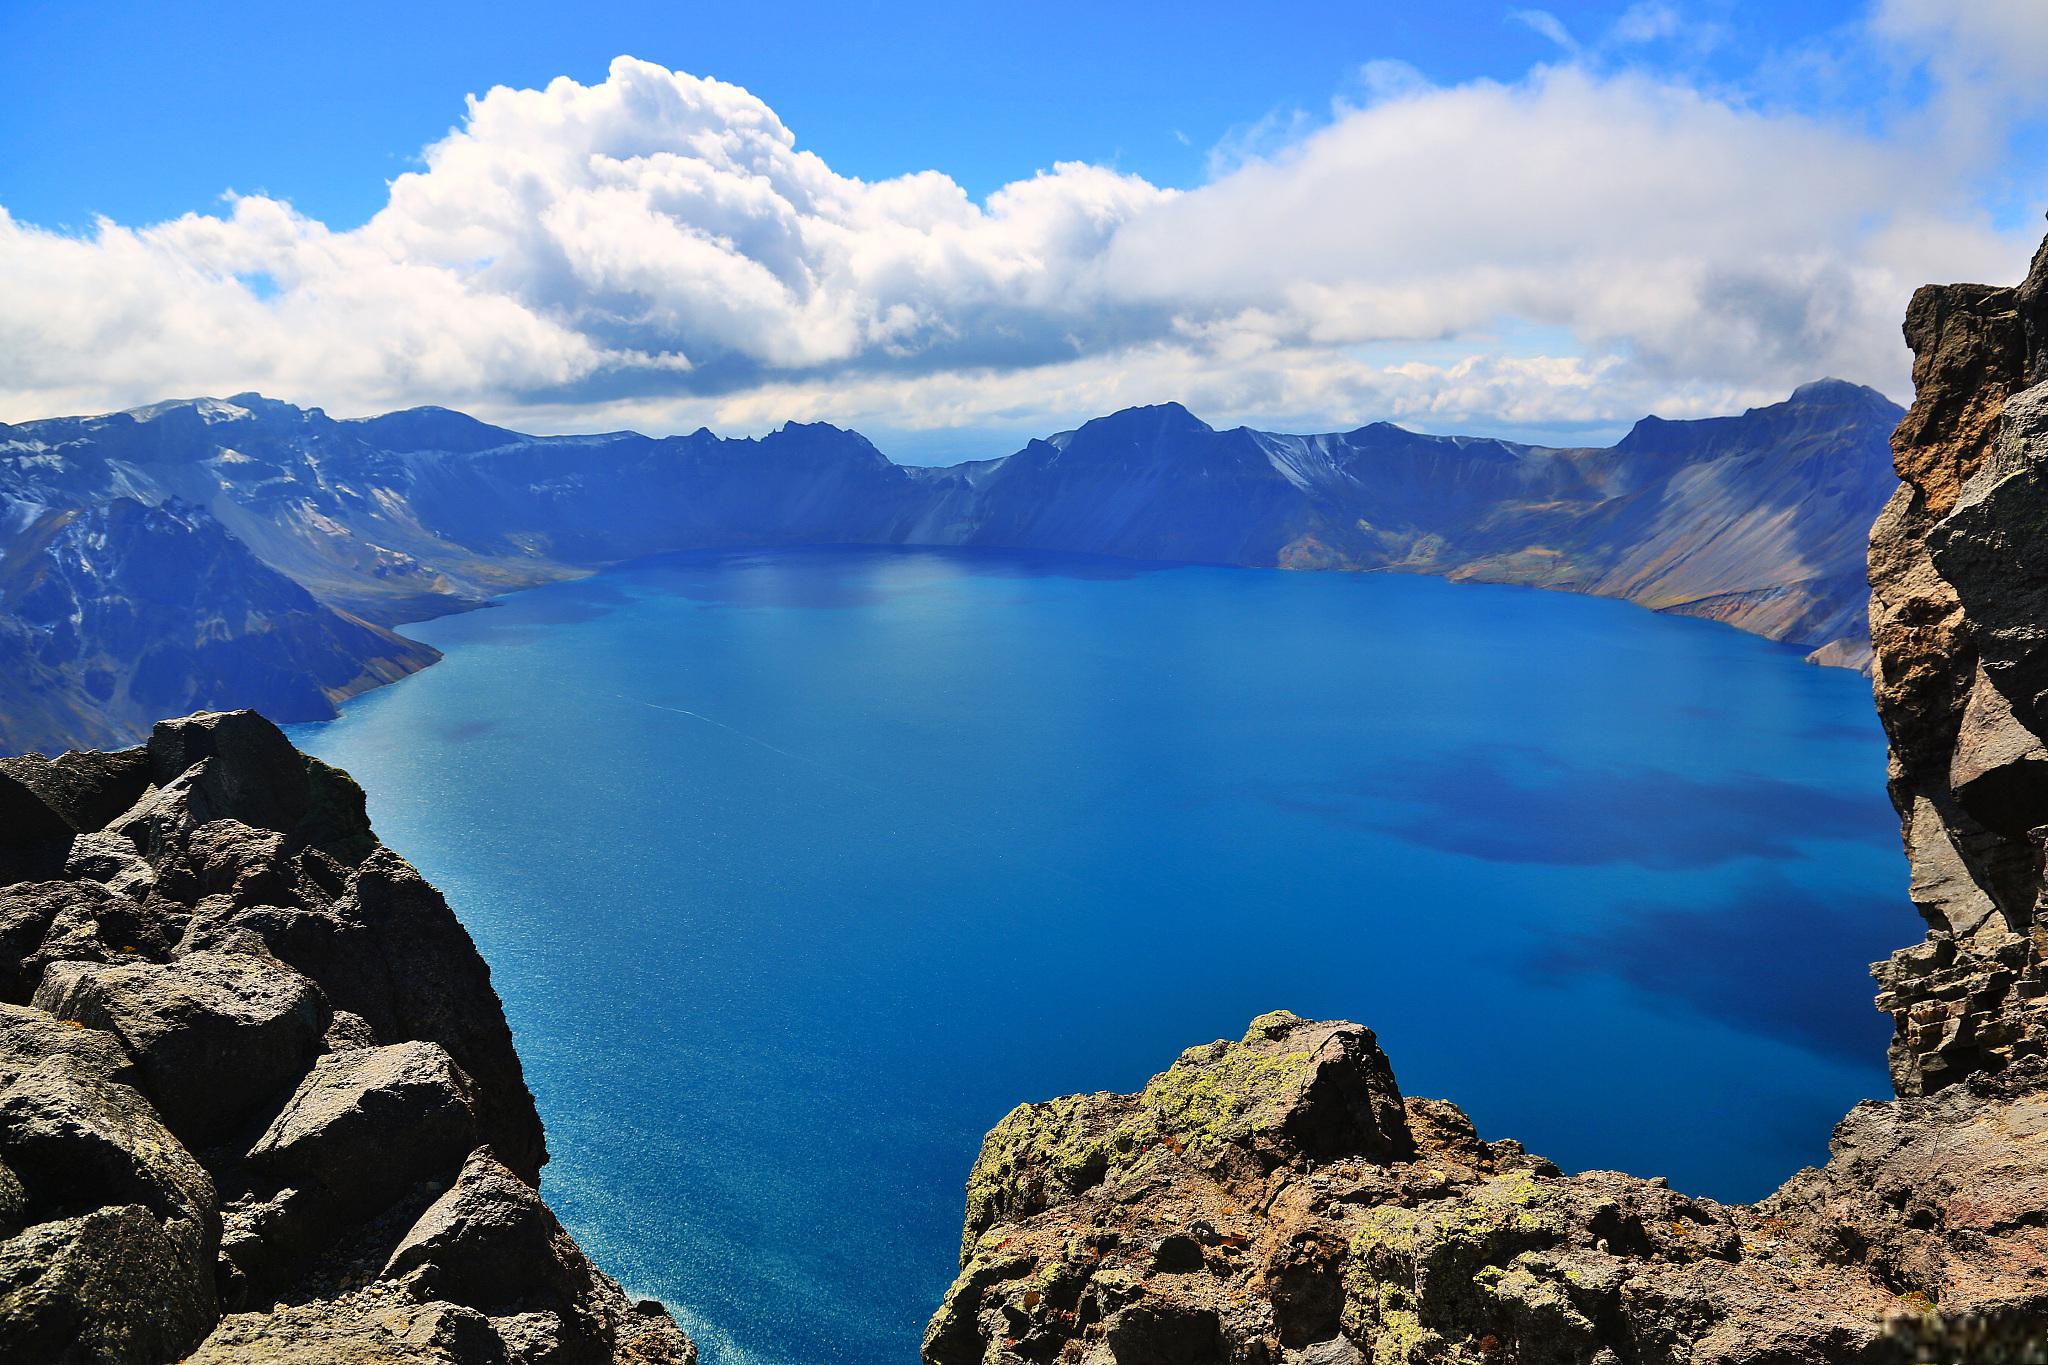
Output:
[0, 709, 695, 1364]
[920, 249, 2048, 1362]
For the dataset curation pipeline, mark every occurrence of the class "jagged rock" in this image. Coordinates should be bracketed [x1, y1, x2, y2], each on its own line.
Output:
[62, 830, 157, 901]
[33, 951, 327, 1147]
[958, 1013, 1410, 1264]
[1949, 665, 2048, 834]
[1900, 796, 2001, 941]
[383, 1149, 586, 1307]
[225, 1038, 484, 1303]
[248, 1040, 480, 1211]
[924, 1015, 1923, 1365]
[1766, 1060, 2048, 1312]
[381, 1147, 697, 1364]
[187, 1281, 503, 1364]
[0, 1002, 139, 1089]
[3, 879, 183, 1002]
[112, 712, 377, 874]
[324, 1008, 381, 1053]
[0, 882, 73, 1002]
[184, 851, 547, 1179]
[0, 747, 149, 836]
[0, 770, 75, 884]
[0, 1055, 216, 1248]
[0, 1204, 219, 1365]
[0, 711, 682, 1362]
[147, 711, 320, 824]
[1872, 239, 2048, 1094]
[0, 1048, 218, 1363]
[0, 771, 75, 849]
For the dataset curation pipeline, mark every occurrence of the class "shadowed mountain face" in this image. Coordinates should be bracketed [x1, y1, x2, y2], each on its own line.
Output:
[0, 493, 435, 754]
[0, 382, 1901, 751]
[934, 382, 1899, 659]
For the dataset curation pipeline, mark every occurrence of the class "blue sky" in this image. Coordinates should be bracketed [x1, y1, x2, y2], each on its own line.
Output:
[3, 1, 1873, 227]
[2, 1, 2044, 455]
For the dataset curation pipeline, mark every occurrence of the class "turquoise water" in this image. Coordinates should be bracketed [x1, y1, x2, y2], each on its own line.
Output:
[290, 546, 1902, 1365]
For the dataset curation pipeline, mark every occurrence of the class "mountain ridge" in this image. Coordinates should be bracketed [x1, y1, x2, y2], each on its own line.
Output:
[0, 382, 1902, 754]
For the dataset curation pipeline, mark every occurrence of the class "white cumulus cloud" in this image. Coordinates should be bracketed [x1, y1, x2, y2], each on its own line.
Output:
[1, 28, 2041, 445]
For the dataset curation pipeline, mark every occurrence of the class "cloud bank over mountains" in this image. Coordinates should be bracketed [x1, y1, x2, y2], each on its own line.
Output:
[3, 2, 2044, 441]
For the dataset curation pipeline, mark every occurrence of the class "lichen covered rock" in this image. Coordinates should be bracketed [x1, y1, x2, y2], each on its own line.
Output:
[924, 1008, 1953, 1365]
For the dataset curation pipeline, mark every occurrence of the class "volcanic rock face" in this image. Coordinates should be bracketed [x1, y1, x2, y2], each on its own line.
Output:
[0, 709, 693, 1365]
[1869, 238, 2048, 1097]
[920, 252, 2048, 1362]
[925, 1014, 2048, 1365]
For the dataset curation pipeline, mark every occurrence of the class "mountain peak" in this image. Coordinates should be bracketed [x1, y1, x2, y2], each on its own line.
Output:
[122, 396, 259, 426]
[346, 406, 524, 453]
[1065, 402, 1215, 445]
[1785, 377, 1895, 408]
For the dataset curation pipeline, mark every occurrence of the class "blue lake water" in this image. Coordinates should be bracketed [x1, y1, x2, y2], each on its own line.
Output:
[289, 545, 1904, 1365]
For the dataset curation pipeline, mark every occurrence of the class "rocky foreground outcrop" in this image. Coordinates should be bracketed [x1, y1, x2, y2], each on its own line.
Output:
[0, 709, 694, 1364]
[920, 254, 2048, 1362]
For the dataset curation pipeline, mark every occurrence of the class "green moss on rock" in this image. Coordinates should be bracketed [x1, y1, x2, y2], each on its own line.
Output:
[1137, 1038, 1319, 1155]
[960, 1093, 1136, 1257]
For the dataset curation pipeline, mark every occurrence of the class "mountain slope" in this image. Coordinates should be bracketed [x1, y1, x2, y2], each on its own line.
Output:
[0, 493, 436, 754]
[928, 382, 1899, 660]
[0, 383, 1901, 751]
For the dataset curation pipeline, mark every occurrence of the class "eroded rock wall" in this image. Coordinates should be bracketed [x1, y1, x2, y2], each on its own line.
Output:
[1870, 238, 2048, 1096]
[0, 710, 694, 1365]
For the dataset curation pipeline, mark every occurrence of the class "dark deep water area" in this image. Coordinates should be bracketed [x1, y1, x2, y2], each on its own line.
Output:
[290, 545, 1902, 1365]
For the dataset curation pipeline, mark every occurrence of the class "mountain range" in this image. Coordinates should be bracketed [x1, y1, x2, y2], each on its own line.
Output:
[0, 380, 1903, 753]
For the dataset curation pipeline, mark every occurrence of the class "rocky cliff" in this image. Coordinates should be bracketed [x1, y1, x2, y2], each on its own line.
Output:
[918, 257, 2048, 1362]
[0, 709, 694, 1364]
[0, 384, 1898, 752]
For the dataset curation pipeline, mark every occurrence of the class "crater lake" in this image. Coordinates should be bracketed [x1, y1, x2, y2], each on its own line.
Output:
[290, 545, 1901, 1365]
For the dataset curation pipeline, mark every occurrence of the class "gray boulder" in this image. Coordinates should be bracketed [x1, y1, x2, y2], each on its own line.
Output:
[0, 747, 150, 836]
[194, 853, 546, 1179]
[145, 711, 375, 863]
[382, 1147, 698, 1365]
[0, 1204, 219, 1365]
[62, 830, 158, 901]
[34, 951, 327, 1147]
[0, 713, 693, 1363]
[0, 1003, 138, 1090]
[0, 772, 74, 883]
[248, 1040, 481, 1212]
[186, 1281, 499, 1364]
[383, 1147, 596, 1313]
[0, 1054, 218, 1363]
[17, 879, 183, 990]
[146, 711, 317, 832]
[0, 882, 74, 1002]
